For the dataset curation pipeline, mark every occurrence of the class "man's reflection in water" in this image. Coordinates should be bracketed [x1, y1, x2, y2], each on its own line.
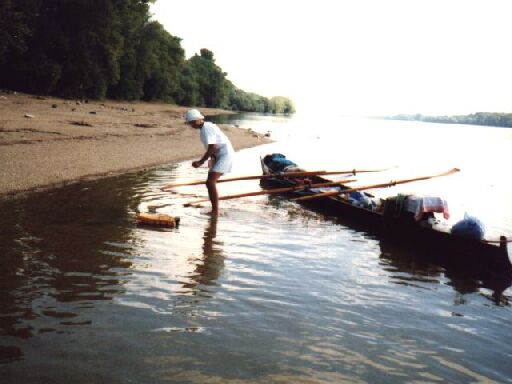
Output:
[194, 215, 225, 287]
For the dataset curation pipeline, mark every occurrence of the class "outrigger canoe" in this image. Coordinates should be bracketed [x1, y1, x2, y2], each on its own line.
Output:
[260, 154, 512, 280]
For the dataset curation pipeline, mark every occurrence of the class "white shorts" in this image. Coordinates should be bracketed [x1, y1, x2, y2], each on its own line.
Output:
[210, 145, 234, 174]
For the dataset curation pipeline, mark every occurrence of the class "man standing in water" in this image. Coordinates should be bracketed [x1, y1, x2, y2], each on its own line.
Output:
[186, 109, 234, 216]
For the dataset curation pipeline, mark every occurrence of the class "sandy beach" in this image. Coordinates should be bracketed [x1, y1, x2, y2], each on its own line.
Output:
[0, 91, 269, 199]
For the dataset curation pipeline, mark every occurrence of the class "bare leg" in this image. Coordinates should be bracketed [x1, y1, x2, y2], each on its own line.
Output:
[206, 172, 223, 216]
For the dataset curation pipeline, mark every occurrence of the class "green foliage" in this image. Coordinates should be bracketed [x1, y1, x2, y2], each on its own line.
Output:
[268, 96, 296, 114]
[0, 0, 39, 88]
[223, 81, 295, 114]
[387, 112, 512, 128]
[176, 62, 201, 106]
[58, 1, 124, 98]
[0, 0, 295, 113]
[0, 0, 34, 65]
[138, 21, 184, 101]
[185, 49, 227, 107]
[108, 0, 152, 100]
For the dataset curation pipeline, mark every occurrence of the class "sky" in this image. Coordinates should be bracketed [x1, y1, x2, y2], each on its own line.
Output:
[151, 0, 512, 116]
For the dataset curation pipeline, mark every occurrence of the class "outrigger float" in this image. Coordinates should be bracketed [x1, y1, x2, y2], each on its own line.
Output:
[259, 154, 511, 280]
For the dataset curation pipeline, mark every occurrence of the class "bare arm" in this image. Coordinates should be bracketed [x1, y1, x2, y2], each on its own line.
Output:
[192, 144, 217, 168]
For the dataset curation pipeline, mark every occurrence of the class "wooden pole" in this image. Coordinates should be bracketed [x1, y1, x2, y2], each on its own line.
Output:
[293, 168, 460, 202]
[160, 170, 324, 189]
[160, 167, 394, 190]
[183, 179, 356, 207]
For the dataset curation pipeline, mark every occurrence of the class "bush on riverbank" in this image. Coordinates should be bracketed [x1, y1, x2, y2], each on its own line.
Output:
[385, 112, 512, 128]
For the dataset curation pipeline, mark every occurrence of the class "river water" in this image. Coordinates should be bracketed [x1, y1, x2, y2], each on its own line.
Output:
[1, 113, 512, 383]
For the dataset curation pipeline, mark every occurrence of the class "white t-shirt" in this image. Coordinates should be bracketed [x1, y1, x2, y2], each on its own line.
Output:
[199, 122, 234, 173]
[200, 122, 233, 153]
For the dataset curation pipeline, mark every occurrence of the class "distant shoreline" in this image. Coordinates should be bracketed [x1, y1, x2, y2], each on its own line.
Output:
[381, 112, 512, 128]
[0, 92, 270, 199]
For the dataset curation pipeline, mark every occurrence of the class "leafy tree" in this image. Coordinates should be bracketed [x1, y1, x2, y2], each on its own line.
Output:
[0, 0, 40, 90]
[139, 21, 184, 101]
[0, 0, 295, 113]
[58, 1, 124, 98]
[108, 0, 152, 100]
[187, 49, 227, 107]
[176, 62, 200, 106]
[268, 96, 296, 114]
[387, 111, 512, 128]
[0, 0, 34, 66]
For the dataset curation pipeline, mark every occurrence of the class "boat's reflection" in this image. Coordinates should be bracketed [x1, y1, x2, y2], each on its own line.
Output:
[266, 195, 512, 306]
[378, 239, 511, 306]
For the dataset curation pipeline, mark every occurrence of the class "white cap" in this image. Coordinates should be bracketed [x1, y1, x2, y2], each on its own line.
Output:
[185, 109, 204, 122]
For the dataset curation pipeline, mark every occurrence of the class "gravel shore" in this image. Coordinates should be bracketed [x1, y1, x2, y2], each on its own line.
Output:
[0, 92, 268, 199]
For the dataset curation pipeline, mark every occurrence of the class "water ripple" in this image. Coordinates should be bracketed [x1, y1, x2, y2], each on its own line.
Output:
[1, 117, 512, 382]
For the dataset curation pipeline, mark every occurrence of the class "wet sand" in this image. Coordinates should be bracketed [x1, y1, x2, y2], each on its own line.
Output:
[0, 91, 269, 199]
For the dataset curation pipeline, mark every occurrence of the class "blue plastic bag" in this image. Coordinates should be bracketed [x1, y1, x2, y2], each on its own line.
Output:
[450, 214, 485, 240]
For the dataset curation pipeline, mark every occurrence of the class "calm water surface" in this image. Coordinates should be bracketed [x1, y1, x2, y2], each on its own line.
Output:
[1, 114, 512, 383]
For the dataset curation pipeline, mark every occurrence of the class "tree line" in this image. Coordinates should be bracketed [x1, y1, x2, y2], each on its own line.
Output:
[0, 0, 295, 114]
[385, 113, 512, 128]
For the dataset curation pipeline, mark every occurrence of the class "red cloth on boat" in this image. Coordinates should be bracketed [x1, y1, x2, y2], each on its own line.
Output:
[405, 196, 450, 221]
